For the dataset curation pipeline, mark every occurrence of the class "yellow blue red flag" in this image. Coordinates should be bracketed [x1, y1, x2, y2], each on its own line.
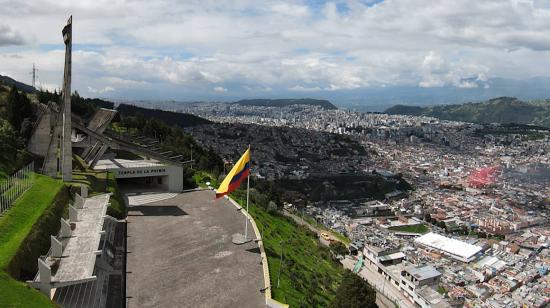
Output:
[216, 147, 250, 198]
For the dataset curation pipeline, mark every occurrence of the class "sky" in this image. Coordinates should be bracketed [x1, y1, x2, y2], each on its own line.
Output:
[1, 0, 550, 105]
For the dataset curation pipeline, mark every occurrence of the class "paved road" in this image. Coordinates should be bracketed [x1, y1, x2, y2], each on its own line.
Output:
[282, 210, 346, 245]
[342, 257, 414, 308]
[126, 190, 265, 308]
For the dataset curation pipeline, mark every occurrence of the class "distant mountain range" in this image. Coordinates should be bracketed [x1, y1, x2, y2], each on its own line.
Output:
[232, 98, 337, 110]
[327, 77, 550, 111]
[385, 97, 550, 127]
[116, 104, 212, 127]
[0, 75, 35, 93]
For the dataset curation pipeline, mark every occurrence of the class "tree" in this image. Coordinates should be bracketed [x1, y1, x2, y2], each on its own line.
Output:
[329, 241, 348, 257]
[329, 270, 377, 308]
[6, 86, 32, 130]
[0, 119, 21, 169]
[424, 213, 433, 223]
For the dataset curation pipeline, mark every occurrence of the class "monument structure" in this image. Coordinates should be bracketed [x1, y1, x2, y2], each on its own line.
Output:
[27, 16, 190, 187]
[61, 16, 73, 181]
[30, 16, 73, 180]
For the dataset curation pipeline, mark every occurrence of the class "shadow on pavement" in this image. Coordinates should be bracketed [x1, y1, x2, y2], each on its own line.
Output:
[127, 205, 188, 216]
[245, 247, 261, 254]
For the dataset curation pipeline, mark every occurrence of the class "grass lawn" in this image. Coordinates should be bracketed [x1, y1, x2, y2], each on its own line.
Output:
[71, 156, 126, 219]
[231, 189, 344, 307]
[0, 173, 64, 307]
[388, 224, 429, 234]
[193, 171, 220, 189]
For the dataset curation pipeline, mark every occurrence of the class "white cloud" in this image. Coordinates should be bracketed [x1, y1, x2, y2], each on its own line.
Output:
[213, 86, 227, 92]
[0, 24, 24, 46]
[271, 3, 310, 17]
[290, 85, 322, 92]
[87, 85, 115, 94]
[1, 0, 550, 99]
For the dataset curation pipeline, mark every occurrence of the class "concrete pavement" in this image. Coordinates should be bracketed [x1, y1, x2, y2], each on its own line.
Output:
[126, 189, 265, 308]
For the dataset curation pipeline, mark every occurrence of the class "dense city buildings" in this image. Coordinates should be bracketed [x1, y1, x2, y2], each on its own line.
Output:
[178, 101, 549, 307]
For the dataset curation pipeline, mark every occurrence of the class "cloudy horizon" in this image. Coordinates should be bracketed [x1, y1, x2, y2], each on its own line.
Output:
[1, 0, 550, 105]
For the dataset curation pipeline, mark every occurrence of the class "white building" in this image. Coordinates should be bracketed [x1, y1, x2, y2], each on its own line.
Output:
[400, 265, 444, 308]
[415, 232, 482, 263]
[94, 158, 184, 192]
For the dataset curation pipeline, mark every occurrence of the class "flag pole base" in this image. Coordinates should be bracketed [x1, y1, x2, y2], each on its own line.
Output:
[232, 233, 252, 245]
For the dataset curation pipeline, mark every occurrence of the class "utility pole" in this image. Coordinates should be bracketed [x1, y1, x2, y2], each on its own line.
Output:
[277, 240, 285, 288]
[30, 63, 38, 89]
[190, 144, 193, 169]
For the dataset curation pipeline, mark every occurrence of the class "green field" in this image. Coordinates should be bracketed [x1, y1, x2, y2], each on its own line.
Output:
[388, 224, 429, 234]
[231, 189, 344, 307]
[0, 174, 64, 308]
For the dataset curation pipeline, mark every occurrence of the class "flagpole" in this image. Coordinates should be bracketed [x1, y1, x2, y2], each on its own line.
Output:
[245, 144, 250, 239]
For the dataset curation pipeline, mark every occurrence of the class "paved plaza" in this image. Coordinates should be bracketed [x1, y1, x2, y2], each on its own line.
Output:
[126, 189, 265, 308]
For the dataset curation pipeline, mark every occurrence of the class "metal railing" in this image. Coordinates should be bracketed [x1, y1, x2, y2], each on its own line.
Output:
[0, 161, 35, 215]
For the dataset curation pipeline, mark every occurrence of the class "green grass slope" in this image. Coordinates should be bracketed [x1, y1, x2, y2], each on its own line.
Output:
[231, 189, 344, 307]
[0, 174, 64, 308]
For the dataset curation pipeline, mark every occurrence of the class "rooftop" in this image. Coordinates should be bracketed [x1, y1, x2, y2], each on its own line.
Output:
[406, 265, 441, 280]
[93, 158, 164, 170]
[415, 232, 482, 262]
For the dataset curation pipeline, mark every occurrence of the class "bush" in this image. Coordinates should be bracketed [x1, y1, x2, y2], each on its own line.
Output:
[329, 241, 348, 256]
[329, 270, 377, 308]
[106, 173, 126, 219]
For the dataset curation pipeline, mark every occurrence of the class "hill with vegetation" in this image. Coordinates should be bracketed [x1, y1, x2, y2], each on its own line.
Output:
[385, 97, 550, 127]
[0, 75, 36, 93]
[0, 85, 37, 177]
[37, 90, 115, 120]
[233, 98, 338, 110]
[116, 103, 212, 128]
[0, 174, 66, 308]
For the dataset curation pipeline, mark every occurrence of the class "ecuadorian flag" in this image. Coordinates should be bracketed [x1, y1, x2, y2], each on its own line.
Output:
[215, 147, 250, 199]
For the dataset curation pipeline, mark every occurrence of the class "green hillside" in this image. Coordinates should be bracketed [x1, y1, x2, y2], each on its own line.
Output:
[385, 97, 550, 127]
[0, 174, 64, 308]
[116, 103, 212, 128]
[231, 189, 344, 307]
[194, 175, 350, 307]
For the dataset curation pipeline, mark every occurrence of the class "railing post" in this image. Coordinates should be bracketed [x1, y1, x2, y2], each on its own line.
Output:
[80, 185, 88, 198]
[51, 235, 63, 258]
[69, 205, 78, 222]
[37, 258, 52, 296]
[75, 194, 84, 209]
[60, 218, 72, 238]
[0, 162, 36, 215]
